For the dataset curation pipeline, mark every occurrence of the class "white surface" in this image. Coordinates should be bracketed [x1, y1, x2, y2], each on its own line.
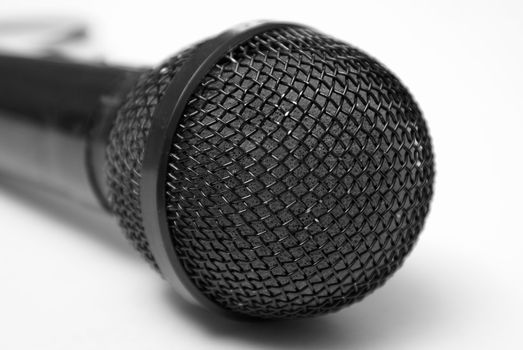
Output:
[0, 1, 522, 349]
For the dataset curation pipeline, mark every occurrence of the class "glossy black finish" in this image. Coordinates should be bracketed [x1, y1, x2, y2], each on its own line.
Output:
[0, 55, 143, 208]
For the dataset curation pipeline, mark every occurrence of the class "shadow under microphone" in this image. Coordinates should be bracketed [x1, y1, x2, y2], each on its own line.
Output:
[0, 22, 435, 320]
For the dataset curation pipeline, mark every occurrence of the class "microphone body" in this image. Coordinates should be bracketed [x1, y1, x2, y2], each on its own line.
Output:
[0, 22, 434, 319]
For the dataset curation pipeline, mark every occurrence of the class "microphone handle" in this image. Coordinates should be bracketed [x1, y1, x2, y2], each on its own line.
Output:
[0, 55, 144, 210]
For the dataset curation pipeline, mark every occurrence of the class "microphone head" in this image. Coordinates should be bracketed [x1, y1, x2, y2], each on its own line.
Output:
[106, 22, 434, 319]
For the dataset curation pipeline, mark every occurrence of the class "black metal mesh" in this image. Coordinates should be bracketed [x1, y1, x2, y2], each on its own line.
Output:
[108, 26, 434, 319]
[106, 48, 194, 268]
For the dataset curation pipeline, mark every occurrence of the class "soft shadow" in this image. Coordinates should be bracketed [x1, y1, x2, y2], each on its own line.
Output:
[0, 175, 137, 261]
[163, 268, 446, 350]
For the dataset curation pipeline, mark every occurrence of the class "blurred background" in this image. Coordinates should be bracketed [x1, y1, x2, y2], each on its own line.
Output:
[0, 0, 521, 349]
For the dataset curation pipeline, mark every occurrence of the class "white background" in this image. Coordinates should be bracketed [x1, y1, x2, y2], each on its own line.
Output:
[0, 1, 522, 349]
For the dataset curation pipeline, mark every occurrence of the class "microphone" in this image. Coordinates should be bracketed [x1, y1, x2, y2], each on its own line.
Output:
[0, 22, 434, 319]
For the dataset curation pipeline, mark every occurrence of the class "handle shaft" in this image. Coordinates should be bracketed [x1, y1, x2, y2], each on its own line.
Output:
[0, 55, 144, 209]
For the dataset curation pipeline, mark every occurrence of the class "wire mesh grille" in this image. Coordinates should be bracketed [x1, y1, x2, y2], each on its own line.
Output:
[106, 48, 194, 268]
[164, 27, 433, 318]
[107, 26, 434, 319]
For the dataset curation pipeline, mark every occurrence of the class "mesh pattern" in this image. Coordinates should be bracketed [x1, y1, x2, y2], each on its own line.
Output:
[108, 26, 434, 319]
[165, 27, 433, 318]
[106, 49, 194, 268]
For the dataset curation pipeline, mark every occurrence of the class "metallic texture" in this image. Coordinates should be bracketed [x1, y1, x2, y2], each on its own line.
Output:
[106, 49, 194, 267]
[107, 26, 434, 318]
